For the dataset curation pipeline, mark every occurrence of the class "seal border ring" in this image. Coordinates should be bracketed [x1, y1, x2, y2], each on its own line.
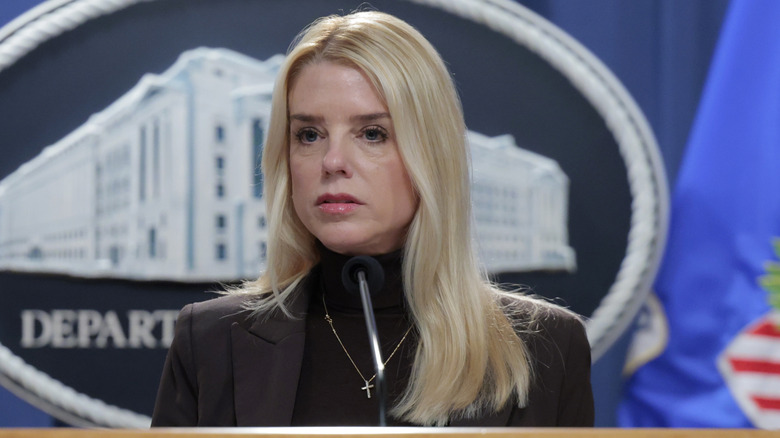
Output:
[0, 0, 668, 426]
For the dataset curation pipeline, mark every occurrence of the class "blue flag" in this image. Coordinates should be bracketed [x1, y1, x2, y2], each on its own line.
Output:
[618, 0, 780, 428]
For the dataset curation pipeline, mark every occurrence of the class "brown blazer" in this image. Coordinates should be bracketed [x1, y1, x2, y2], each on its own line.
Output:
[151, 287, 594, 427]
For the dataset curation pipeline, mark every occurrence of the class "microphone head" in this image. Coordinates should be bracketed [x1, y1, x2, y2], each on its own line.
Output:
[341, 255, 385, 296]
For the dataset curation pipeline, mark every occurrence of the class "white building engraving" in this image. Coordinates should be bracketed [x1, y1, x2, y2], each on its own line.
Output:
[471, 132, 575, 273]
[0, 48, 574, 281]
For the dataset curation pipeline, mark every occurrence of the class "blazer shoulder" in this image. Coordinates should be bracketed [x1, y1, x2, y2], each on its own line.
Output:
[535, 302, 587, 342]
[500, 293, 585, 333]
[500, 293, 594, 426]
[182, 293, 256, 334]
[499, 293, 590, 362]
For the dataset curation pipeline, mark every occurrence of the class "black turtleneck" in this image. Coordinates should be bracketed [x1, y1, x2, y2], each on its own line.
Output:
[291, 245, 417, 426]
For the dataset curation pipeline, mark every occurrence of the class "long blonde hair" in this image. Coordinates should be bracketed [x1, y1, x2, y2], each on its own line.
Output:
[240, 10, 546, 425]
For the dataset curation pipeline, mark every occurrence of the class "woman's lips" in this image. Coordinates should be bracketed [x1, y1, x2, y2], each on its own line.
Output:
[316, 193, 362, 214]
[319, 202, 359, 214]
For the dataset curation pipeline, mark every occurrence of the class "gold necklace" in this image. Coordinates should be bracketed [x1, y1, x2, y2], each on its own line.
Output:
[322, 294, 413, 399]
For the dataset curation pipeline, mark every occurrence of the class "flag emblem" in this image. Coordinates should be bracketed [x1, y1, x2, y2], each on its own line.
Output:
[719, 313, 780, 429]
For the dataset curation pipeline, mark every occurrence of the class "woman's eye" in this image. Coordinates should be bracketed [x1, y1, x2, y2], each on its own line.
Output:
[363, 127, 387, 142]
[296, 129, 320, 143]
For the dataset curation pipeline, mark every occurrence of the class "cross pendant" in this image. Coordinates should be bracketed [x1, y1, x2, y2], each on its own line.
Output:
[361, 380, 374, 399]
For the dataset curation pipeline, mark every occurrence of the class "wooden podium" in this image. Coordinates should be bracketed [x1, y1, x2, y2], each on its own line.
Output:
[0, 429, 776, 438]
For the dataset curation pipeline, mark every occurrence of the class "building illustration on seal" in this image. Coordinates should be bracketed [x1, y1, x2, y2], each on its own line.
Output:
[0, 47, 575, 282]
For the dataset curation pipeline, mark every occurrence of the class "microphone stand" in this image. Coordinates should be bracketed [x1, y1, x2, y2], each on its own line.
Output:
[343, 256, 387, 426]
[356, 269, 387, 427]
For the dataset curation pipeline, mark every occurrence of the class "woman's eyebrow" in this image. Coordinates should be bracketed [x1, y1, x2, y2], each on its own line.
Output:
[290, 112, 391, 124]
[289, 113, 323, 123]
[350, 112, 391, 123]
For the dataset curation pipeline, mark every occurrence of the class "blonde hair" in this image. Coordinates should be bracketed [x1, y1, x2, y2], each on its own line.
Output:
[241, 10, 547, 425]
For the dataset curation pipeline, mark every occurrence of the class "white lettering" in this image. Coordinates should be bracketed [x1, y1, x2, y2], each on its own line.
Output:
[155, 310, 179, 348]
[20, 309, 179, 349]
[77, 310, 103, 348]
[51, 310, 78, 348]
[95, 311, 127, 348]
[128, 310, 156, 348]
[20, 310, 51, 348]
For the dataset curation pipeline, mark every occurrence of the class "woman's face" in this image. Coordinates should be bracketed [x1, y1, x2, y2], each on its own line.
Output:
[288, 61, 418, 255]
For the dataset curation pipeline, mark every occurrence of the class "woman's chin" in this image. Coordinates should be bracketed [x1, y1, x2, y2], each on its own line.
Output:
[317, 238, 398, 256]
[319, 240, 367, 256]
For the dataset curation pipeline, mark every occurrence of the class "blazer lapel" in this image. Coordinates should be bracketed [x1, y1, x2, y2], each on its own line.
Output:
[231, 289, 310, 426]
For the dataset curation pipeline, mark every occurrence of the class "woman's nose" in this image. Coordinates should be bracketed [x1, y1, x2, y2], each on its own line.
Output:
[322, 136, 352, 177]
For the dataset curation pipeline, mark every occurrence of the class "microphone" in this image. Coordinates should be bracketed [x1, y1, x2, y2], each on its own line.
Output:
[341, 256, 387, 427]
[342, 255, 384, 296]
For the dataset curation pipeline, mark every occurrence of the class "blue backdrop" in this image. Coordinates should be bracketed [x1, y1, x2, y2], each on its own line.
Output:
[0, 0, 730, 428]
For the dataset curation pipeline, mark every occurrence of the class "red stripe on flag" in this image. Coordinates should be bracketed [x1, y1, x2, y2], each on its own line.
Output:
[748, 321, 780, 338]
[753, 396, 780, 411]
[729, 358, 780, 375]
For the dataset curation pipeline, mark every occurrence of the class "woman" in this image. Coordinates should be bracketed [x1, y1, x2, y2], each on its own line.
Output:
[152, 10, 593, 427]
